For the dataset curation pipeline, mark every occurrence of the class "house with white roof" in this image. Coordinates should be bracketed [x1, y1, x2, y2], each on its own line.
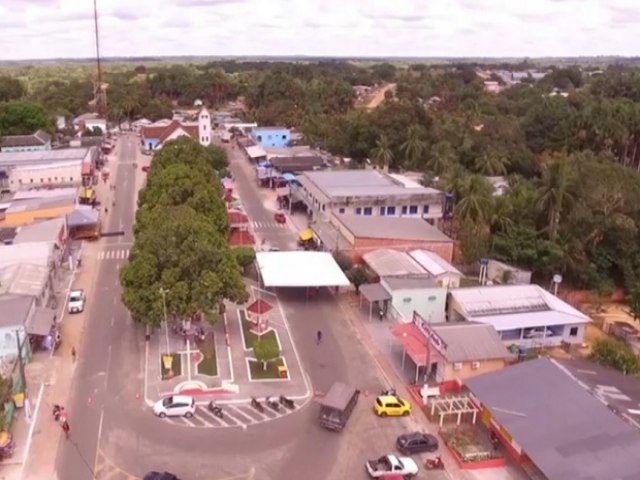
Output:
[408, 249, 462, 288]
[447, 284, 590, 347]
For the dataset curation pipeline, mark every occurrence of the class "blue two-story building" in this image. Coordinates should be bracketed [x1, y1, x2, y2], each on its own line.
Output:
[250, 127, 291, 148]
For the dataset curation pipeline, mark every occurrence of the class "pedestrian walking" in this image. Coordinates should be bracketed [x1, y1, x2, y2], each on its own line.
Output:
[71, 347, 76, 362]
[316, 330, 323, 345]
[61, 420, 70, 439]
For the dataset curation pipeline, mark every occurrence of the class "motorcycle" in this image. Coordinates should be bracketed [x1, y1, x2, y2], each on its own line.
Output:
[52, 404, 66, 422]
[207, 401, 223, 419]
[250, 397, 264, 413]
[265, 397, 280, 412]
[0, 432, 14, 461]
[424, 456, 445, 470]
[279, 395, 295, 410]
[381, 388, 398, 397]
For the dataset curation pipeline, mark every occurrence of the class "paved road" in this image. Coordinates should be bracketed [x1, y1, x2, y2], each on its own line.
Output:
[227, 145, 295, 250]
[55, 135, 141, 480]
[54, 137, 420, 480]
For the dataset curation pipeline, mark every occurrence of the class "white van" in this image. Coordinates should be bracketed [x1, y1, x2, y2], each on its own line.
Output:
[153, 395, 196, 418]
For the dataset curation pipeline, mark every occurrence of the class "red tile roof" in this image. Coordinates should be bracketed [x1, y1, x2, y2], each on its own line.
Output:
[247, 299, 273, 315]
[142, 121, 199, 143]
[227, 209, 248, 225]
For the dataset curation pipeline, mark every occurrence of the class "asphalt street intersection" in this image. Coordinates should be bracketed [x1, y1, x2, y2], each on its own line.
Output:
[557, 358, 640, 427]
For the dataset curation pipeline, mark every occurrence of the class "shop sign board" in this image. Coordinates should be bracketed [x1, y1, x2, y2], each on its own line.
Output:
[412, 311, 448, 356]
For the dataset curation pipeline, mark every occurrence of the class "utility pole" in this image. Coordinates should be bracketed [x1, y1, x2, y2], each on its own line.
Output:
[15, 329, 27, 394]
[160, 288, 170, 355]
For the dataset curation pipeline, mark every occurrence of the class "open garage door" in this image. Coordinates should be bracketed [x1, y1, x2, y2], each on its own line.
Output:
[255, 251, 351, 288]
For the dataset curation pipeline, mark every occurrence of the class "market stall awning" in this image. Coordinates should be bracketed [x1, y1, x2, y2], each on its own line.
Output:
[299, 229, 314, 241]
[391, 323, 445, 367]
[255, 251, 351, 288]
[360, 283, 391, 303]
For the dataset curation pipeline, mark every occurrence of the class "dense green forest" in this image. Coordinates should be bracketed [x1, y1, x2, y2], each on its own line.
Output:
[2, 60, 640, 294]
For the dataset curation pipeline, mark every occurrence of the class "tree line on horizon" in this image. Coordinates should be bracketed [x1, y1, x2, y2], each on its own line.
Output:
[2, 61, 640, 296]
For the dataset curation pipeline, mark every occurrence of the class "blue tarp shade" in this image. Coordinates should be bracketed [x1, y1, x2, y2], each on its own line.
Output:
[282, 173, 296, 182]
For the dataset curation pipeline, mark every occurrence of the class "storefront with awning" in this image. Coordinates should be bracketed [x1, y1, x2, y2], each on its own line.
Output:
[390, 312, 446, 384]
[359, 283, 391, 321]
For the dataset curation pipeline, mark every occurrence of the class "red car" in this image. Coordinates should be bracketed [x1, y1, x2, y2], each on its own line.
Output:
[141, 165, 150, 173]
[274, 213, 286, 224]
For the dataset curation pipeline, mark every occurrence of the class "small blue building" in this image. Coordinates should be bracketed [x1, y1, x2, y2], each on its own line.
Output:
[251, 127, 291, 148]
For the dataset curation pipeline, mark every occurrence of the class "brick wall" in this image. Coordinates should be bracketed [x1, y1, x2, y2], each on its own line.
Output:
[352, 236, 454, 263]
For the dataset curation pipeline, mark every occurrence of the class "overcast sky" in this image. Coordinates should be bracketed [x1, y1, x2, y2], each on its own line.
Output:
[0, 0, 638, 60]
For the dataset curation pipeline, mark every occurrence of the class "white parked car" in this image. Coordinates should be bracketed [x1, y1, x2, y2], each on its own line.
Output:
[68, 289, 85, 314]
[366, 454, 419, 478]
[153, 395, 196, 418]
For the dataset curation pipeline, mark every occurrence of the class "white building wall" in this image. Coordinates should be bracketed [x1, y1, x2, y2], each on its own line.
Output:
[9, 162, 83, 191]
[198, 108, 211, 146]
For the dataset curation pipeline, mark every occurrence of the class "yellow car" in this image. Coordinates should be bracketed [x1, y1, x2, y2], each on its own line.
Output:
[374, 395, 412, 417]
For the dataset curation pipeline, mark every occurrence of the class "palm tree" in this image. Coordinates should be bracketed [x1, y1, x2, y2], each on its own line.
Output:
[536, 154, 575, 241]
[454, 174, 494, 224]
[474, 149, 510, 176]
[400, 125, 427, 168]
[370, 134, 394, 169]
[427, 141, 456, 175]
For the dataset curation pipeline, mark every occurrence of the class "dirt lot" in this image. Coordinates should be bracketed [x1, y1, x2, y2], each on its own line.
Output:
[360, 83, 396, 109]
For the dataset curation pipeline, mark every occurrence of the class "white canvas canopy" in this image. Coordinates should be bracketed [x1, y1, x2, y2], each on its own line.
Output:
[255, 251, 351, 288]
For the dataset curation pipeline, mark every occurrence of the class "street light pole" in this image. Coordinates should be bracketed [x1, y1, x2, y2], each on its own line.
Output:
[160, 288, 170, 355]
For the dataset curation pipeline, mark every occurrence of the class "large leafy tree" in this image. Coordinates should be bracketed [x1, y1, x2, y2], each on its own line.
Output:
[0, 100, 53, 135]
[121, 138, 247, 326]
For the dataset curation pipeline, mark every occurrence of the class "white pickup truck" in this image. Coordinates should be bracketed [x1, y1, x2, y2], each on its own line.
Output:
[68, 289, 85, 314]
[365, 454, 418, 478]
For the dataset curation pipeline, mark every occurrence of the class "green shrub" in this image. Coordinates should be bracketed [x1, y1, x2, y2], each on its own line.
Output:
[591, 338, 640, 375]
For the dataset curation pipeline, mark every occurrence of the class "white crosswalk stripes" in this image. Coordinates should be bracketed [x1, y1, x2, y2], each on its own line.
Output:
[97, 249, 130, 261]
[251, 220, 288, 230]
[161, 401, 300, 428]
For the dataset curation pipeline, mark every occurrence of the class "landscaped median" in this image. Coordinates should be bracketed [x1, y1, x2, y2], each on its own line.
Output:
[238, 309, 289, 381]
[194, 332, 218, 377]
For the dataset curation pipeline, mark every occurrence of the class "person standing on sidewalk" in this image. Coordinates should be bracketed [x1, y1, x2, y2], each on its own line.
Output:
[71, 347, 76, 362]
[316, 330, 323, 345]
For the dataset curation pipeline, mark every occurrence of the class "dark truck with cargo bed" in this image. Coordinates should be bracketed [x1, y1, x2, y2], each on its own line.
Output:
[318, 382, 360, 431]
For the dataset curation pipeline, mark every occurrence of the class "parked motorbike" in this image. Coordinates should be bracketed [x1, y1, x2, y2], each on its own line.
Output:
[424, 456, 445, 470]
[265, 397, 280, 412]
[279, 395, 295, 410]
[250, 397, 264, 413]
[208, 401, 223, 419]
[52, 404, 65, 422]
[381, 388, 398, 397]
[0, 431, 14, 461]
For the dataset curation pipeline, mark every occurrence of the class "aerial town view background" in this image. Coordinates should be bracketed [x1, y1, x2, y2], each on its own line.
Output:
[0, 1, 639, 479]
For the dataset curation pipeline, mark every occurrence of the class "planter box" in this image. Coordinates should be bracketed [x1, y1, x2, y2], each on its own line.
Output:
[444, 442, 506, 470]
